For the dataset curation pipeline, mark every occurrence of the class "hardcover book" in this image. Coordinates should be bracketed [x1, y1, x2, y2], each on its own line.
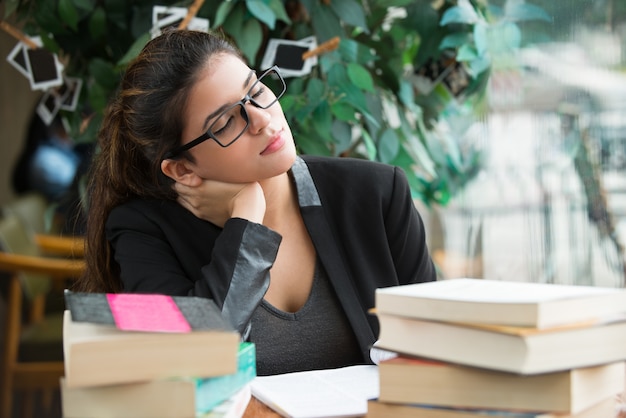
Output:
[375, 278, 626, 329]
[61, 342, 256, 418]
[63, 292, 240, 388]
[366, 396, 618, 418]
[375, 312, 626, 374]
[378, 355, 624, 414]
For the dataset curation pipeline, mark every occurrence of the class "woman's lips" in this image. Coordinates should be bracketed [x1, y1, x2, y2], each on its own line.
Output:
[261, 130, 285, 155]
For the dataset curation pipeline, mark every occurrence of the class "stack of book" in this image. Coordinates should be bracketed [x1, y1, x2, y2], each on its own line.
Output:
[369, 278, 626, 417]
[61, 291, 255, 418]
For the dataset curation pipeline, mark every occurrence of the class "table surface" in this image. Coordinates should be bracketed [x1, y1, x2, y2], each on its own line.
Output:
[243, 397, 281, 417]
[243, 394, 626, 418]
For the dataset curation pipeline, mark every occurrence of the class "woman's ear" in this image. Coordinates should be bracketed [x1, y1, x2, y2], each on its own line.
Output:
[161, 159, 202, 186]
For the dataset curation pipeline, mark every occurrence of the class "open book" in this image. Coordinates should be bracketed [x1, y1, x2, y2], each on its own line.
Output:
[250, 365, 379, 418]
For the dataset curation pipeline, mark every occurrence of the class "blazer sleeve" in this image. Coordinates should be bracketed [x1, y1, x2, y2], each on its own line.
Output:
[386, 166, 436, 285]
[106, 202, 281, 334]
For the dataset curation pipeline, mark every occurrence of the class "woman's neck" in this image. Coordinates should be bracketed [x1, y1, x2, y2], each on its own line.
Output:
[260, 171, 299, 229]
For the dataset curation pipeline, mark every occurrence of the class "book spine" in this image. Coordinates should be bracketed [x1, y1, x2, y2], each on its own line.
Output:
[196, 342, 257, 413]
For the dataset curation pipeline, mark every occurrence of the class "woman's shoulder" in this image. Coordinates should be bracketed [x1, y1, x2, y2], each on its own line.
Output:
[107, 198, 189, 228]
[300, 155, 397, 180]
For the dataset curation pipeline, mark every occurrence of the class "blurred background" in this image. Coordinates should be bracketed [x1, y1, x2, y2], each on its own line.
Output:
[1, 0, 626, 288]
[1, 1, 626, 416]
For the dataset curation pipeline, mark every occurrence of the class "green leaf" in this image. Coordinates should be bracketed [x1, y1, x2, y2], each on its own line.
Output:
[214, 1, 236, 28]
[331, 120, 352, 154]
[328, 64, 369, 121]
[500, 22, 522, 51]
[362, 129, 377, 161]
[473, 22, 488, 56]
[297, 132, 332, 156]
[238, 19, 263, 64]
[331, 102, 357, 122]
[467, 56, 491, 77]
[59, 0, 80, 31]
[440, 1, 480, 26]
[117, 32, 150, 66]
[378, 128, 400, 163]
[306, 78, 326, 103]
[456, 44, 479, 62]
[267, 0, 291, 25]
[504, 3, 552, 23]
[87, 81, 109, 114]
[279, 95, 296, 112]
[439, 33, 471, 50]
[398, 79, 415, 109]
[347, 63, 375, 93]
[245, 0, 276, 29]
[374, 0, 415, 6]
[222, 3, 246, 47]
[73, 0, 97, 12]
[89, 58, 117, 89]
[312, 102, 332, 138]
[88, 7, 107, 40]
[309, 2, 343, 42]
[329, 0, 369, 33]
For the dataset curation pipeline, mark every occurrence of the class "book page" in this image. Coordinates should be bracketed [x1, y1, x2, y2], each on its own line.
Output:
[250, 365, 379, 418]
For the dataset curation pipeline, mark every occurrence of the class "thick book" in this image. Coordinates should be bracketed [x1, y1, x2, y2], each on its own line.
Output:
[366, 396, 618, 418]
[61, 342, 256, 417]
[375, 312, 626, 374]
[63, 292, 241, 388]
[378, 356, 624, 414]
[62, 380, 252, 418]
[375, 278, 626, 329]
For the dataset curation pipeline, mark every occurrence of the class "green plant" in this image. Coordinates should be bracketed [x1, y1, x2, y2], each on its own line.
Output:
[3, 0, 550, 206]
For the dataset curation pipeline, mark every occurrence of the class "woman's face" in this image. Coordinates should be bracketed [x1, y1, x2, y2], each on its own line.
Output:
[180, 53, 296, 183]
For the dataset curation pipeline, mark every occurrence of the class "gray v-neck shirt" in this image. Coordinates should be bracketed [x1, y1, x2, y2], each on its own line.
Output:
[248, 260, 363, 376]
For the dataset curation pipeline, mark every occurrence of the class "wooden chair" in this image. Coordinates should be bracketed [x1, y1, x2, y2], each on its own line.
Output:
[0, 211, 85, 418]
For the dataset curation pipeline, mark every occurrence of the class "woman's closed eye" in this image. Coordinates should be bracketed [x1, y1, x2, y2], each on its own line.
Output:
[251, 85, 266, 100]
[212, 113, 236, 136]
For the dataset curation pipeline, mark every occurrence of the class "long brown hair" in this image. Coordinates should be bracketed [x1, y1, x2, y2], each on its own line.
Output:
[77, 30, 242, 293]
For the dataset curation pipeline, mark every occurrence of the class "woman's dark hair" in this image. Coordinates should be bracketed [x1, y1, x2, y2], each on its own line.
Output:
[78, 30, 242, 293]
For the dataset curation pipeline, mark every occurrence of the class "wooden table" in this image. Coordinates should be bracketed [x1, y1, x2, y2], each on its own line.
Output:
[243, 397, 281, 417]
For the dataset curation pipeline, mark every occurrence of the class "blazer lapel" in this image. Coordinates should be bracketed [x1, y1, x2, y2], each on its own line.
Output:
[291, 157, 376, 360]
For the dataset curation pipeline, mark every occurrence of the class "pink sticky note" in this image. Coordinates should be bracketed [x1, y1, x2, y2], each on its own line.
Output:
[106, 294, 192, 333]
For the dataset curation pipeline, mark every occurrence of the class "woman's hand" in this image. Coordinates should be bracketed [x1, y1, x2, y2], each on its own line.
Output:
[174, 180, 266, 227]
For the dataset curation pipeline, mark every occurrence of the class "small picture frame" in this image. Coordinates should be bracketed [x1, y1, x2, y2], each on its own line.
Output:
[261, 36, 318, 78]
[36, 89, 62, 126]
[412, 51, 469, 97]
[59, 76, 83, 111]
[6, 36, 64, 91]
[150, 5, 209, 38]
[6, 40, 31, 79]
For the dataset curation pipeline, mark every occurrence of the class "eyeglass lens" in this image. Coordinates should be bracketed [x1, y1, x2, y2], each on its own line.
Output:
[210, 68, 285, 147]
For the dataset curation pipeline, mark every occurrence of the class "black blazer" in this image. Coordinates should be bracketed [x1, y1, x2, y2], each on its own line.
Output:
[106, 155, 435, 362]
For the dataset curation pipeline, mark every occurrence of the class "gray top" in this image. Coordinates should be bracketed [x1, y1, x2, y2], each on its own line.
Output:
[248, 259, 363, 376]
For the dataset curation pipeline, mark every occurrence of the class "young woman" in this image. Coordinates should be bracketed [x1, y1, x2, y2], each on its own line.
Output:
[79, 29, 435, 376]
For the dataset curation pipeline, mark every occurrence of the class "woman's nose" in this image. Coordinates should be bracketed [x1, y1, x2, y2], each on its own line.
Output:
[245, 103, 271, 134]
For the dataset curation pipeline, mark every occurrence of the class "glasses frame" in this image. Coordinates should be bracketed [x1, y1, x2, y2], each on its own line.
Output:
[163, 65, 286, 160]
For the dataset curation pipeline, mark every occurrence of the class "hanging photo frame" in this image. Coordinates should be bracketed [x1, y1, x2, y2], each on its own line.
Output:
[261, 36, 318, 78]
[6, 40, 31, 79]
[150, 5, 208, 39]
[6, 36, 64, 91]
[59, 77, 83, 111]
[413, 50, 469, 97]
[36, 89, 62, 126]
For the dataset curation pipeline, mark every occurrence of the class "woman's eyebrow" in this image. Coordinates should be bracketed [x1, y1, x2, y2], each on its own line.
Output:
[243, 69, 255, 88]
[200, 70, 257, 131]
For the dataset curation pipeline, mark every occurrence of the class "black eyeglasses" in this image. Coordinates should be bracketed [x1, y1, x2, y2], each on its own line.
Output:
[164, 66, 286, 159]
